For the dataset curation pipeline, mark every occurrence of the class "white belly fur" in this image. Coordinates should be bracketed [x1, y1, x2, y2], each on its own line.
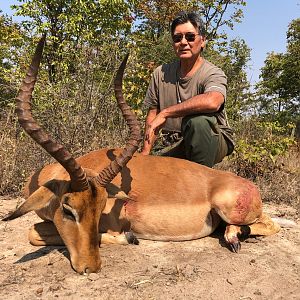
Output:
[129, 209, 221, 242]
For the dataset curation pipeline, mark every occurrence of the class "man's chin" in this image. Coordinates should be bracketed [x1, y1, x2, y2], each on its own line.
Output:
[178, 54, 192, 59]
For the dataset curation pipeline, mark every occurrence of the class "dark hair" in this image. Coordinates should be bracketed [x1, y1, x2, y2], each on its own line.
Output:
[171, 11, 206, 36]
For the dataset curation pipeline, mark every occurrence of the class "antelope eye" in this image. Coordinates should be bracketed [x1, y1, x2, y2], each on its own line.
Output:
[62, 204, 76, 221]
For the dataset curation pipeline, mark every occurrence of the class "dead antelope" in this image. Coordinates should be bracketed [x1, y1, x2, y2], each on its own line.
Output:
[2, 37, 280, 274]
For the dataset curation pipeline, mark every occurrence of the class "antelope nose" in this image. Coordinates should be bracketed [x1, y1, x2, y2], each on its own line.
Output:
[80, 263, 101, 275]
[84, 267, 92, 275]
[79, 267, 92, 275]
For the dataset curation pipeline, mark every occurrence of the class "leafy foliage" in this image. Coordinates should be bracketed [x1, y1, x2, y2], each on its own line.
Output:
[134, 0, 246, 40]
[12, 0, 136, 82]
[0, 13, 25, 109]
[225, 119, 296, 181]
[255, 18, 300, 124]
[204, 37, 251, 120]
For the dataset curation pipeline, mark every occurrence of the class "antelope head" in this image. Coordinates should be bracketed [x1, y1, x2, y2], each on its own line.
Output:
[2, 36, 141, 274]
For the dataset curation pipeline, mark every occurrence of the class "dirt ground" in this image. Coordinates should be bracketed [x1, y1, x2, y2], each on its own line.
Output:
[0, 196, 299, 300]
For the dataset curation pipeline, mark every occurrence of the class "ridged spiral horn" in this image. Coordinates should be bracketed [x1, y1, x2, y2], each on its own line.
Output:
[16, 35, 89, 192]
[96, 54, 142, 186]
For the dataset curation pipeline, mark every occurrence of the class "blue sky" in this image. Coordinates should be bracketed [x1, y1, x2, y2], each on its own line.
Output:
[225, 0, 300, 84]
[1, 1, 299, 85]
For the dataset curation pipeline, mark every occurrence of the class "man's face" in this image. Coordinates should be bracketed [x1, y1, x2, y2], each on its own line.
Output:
[172, 21, 206, 60]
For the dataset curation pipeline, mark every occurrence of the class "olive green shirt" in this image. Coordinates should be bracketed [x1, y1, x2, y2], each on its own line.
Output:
[144, 59, 234, 144]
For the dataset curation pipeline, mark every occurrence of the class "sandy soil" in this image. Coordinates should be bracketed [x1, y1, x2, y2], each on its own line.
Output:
[0, 196, 299, 300]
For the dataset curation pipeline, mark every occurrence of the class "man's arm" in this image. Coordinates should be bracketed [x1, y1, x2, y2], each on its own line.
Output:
[140, 107, 160, 155]
[162, 91, 224, 118]
[144, 91, 224, 146]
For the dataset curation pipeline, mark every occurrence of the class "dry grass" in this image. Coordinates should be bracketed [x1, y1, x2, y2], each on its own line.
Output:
[256, 149, 300, 210]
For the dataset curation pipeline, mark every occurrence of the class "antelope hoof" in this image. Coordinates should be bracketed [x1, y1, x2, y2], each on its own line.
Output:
[125, 231, 139, 245]
[229, 239, 241, 253]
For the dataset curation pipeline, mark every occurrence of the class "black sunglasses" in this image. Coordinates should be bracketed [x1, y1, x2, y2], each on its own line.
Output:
[172, 32, 200, 43]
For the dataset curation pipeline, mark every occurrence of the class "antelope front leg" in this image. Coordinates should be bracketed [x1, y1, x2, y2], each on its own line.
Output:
[29, 222, 139, 247]
[99, 231, 139, 246]
[29, 221, 64, 246]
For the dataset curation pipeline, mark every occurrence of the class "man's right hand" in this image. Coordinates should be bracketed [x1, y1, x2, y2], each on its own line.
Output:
[140, 149, 150, 155]
[140, 108, 160, 156]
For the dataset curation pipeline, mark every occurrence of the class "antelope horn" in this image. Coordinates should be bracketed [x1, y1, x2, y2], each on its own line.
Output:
[16, 35, 89, 192]
[96, 54, 142, 186]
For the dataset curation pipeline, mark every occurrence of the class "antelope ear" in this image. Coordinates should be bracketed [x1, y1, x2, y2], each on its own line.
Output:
[2, 186, 57, 221]
[106, 183, 130, 200]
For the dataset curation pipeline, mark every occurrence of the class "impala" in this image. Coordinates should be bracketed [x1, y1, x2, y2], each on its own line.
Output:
[2, 37, 280, 274]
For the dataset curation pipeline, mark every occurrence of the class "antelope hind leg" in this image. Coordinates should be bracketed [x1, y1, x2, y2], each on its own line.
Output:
[224, 213, 281, 252]
[29, 221, 64, 246]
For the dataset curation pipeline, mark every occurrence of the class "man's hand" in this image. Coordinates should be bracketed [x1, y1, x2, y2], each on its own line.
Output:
[140, 108, 160, 155]
[140, 109, 166, 155]
[145, 112, 167, 145]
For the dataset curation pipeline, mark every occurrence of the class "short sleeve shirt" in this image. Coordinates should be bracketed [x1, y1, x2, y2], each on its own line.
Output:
[144, 59, 234, 144]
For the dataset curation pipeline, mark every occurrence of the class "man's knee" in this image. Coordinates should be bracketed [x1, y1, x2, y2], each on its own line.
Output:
[182, 115, 215, 136]
[181, 115, 225, 167]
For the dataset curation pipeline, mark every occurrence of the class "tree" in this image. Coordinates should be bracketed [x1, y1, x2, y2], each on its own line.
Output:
[204, 38, 251, 121]
[134, 0, 246, 40]
[282, 18, 300, 105]
[12, 0, 136, 81]
[0, 12, 24, 109]
[255, 18, 300, 123]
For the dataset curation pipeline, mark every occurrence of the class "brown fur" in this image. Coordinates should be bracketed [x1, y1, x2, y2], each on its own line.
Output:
[5, 148, 280, 274]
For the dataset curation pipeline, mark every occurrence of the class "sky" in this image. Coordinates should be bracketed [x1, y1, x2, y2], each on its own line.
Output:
[1, 0, 299, 85]
[224, 0, 300, 84]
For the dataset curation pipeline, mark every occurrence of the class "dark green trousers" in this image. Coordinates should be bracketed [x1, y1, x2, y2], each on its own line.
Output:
[159, 115, 229, 167]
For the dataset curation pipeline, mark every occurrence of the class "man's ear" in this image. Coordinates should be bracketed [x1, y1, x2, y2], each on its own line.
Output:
[106, 183, 130, 200]
[200, 36, 207, 51]
[2, 186, 57, 221]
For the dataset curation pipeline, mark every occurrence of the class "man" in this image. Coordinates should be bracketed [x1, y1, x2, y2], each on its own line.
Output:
[141, 11, 234, 167]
